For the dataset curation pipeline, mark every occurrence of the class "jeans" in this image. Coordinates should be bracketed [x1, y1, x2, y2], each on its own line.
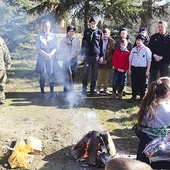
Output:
[112, 70, 126, 93]
[82, 58, 99, 94]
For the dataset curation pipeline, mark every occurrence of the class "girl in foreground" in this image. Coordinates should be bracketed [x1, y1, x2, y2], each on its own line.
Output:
[136, 76, 170, 169]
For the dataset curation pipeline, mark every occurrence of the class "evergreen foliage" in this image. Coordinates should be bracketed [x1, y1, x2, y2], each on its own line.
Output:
[0, 0, 169, 53]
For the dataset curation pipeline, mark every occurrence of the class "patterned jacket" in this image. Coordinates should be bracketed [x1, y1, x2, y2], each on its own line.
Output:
[0, 37, 11, 70]
[99, 37, 115, 69]
[60, 36, 80, 60]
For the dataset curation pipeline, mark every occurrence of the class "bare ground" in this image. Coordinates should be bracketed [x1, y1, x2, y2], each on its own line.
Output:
[0, 60, 138, 170]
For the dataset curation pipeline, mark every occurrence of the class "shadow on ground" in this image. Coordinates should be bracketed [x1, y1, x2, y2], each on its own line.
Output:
[38, 145, 104, 170]
[6, 91, 140, 112]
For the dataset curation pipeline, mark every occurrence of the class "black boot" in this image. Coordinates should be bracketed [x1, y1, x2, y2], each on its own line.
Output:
[39, 79, 45, 99]
[128, 96, 136, 103]
[90, 90, 95, 97]
[49, 82, 55, 98]
[40, 79, 45, 93]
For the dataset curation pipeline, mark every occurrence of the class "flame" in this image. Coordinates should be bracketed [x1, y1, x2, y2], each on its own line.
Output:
[82, 140, 91, 158]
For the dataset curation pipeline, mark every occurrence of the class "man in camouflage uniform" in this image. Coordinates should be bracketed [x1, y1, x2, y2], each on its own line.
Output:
[0, 37, 11, 104]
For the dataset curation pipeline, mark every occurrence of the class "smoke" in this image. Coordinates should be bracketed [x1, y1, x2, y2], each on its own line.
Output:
[65, 91, 79, 108]
[69, 110, 105, 141]
[64, 90, 85, 108]
[1, 1, 84, 108]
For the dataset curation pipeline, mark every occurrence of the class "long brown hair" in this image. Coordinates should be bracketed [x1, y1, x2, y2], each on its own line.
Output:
[137, 77, 170, 127]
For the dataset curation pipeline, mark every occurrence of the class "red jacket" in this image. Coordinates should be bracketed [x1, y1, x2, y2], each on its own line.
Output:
[112, 48, 130, 72]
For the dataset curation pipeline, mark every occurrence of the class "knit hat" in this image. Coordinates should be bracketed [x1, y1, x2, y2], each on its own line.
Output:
[120, 27, 128, 32]
[139, 27, 148, 33]
[67, 25, 76, 32]
[136, 34, 146, 40]
[89, 16, 98, 23]
[119, 27, 128, 35]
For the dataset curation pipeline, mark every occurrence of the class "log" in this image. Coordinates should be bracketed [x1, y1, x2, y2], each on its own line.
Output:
[107, 131, 116, 156]
[87, 131, 100, 165]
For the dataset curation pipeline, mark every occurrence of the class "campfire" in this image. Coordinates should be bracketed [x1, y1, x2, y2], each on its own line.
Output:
[71, 130, 116, 168]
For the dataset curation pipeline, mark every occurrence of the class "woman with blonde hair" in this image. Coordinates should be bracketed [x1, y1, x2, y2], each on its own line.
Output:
[35, 20, 58, 99]
[135, 76, 170, 169]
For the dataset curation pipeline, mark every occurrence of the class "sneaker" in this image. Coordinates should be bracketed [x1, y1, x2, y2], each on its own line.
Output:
[128, 96, 136, 103]
[0, 99, 5, 104]
[82, 89, 87, 97]
[96, 88, 100, 94]
[104, 88, 111, 95]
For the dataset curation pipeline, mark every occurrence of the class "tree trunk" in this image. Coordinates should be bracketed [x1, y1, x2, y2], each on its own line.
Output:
[84, 1, 89, 29]
[140, 0, 152, 28]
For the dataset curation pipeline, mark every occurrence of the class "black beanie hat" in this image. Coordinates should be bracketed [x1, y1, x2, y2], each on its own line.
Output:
[136, 34, 146, 40]
[67, 25, 76, 32]
[89, 16, 98, 23]
[139, 27, 148, 32]
[120, 27, 128, 32]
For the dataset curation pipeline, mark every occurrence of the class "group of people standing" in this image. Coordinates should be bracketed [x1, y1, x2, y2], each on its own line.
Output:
[35, 19, 170, 103]
[35, 20, 81, 99]
[1, 16, 170, 169]
[0, 18, 170, 106]
[34, 18, 170, 169]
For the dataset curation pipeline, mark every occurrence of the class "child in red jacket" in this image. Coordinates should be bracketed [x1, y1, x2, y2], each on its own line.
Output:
[110, 39, 130, 99]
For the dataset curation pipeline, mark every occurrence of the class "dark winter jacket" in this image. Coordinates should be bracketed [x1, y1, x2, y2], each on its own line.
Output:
[148, 32, 170, 64]
[81, 27, 104, 61]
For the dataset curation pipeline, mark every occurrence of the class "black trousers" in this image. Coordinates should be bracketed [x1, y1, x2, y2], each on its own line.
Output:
[150, 62, 169, 82]
[131, 66, 146, 98]
[82, 59, 99, 94]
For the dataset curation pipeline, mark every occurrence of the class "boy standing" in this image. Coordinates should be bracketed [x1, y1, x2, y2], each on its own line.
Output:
[96, 28, 115, 95]
[128, 34, 152, 103]
[110, 39, 129, 100]
[60, 25, 80, 93]
[115, 27, 132, 52]
[81, 16, 104, 97]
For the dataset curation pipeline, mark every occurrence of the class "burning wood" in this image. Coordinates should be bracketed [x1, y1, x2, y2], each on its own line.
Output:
[71, 130, 116, 168]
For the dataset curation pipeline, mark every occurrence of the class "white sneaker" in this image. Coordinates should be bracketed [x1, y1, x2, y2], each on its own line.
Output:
[104, 88, 111, 94]
[96, 88, 100, 94]
[0, 99, 5, 104]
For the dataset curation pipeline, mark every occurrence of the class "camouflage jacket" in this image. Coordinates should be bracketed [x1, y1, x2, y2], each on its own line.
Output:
[0, 37, 11, 70]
